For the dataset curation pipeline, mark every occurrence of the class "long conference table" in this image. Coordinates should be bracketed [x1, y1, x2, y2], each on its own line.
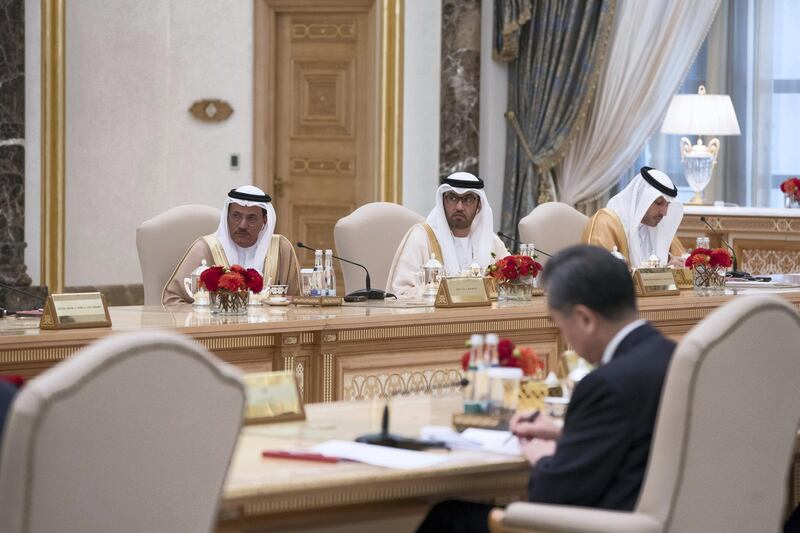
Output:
[2, 288, 800, 404]
[2, 288, 800, 531]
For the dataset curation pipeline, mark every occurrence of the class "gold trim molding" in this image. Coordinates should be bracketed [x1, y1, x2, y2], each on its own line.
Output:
[41, 0, 66, 293]
[379, 0, 403, 203]
[227, 468, 529, 517]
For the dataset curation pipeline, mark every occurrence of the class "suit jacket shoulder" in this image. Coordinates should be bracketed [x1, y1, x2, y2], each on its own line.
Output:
[529, 323, 674, 511]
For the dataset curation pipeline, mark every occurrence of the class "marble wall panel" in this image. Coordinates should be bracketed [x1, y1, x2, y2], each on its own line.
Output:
[439, 0, 481, 177]
[0, 0, 30, 288]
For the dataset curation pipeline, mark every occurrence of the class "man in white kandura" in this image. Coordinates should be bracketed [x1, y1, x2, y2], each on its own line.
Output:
[162, 185, 300, 307]
[386, 172, 509, 298]
[582, 166, 685, 267]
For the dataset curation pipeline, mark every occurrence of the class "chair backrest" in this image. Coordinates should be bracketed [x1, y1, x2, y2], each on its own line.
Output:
[518, 202, 589, 265]
[636, 294, 800, 532]
[0, 331, 245, 533]
[334, 202, 424, 293]
[136, 204, 220, 306]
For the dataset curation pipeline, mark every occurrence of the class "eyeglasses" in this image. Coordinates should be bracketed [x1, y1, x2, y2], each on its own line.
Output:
[229, 212, 264, 227]
[443, 193, 479, 206]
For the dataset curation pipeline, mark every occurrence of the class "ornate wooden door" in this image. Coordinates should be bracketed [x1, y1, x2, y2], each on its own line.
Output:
[256, 0, 377, 293]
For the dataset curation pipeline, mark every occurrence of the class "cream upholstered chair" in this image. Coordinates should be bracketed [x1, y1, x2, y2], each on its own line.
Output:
[490, 294, 800, 533]
[334, 202, 424, 294]
[136, 204, 220, 306]
[518, 202, 589, 265]
[0, 331, 245, 533]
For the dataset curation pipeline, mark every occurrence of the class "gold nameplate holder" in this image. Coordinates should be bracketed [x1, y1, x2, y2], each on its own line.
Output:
[435, 277, 492, 308]
[672, 268, 693, 290]
[40, 292, 112, 330]
[632, 268, 680, 297]
[483, 277, 499, 301]
[293, 295, 343, 306]
[243, 370, 306, 425]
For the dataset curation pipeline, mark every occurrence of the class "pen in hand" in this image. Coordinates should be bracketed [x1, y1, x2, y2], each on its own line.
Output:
[505, 410, 540, 444]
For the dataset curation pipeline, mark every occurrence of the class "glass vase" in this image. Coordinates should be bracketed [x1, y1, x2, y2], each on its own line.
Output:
[499, 277, 534, 301]
[210, 290, 249, 315]
[784, 195, 800, 209]
[692, 265, 726, 296]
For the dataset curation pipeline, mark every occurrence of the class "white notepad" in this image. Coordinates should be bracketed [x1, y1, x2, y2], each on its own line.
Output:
[420, 426, 522, 456]
[311, 440, 453, 470]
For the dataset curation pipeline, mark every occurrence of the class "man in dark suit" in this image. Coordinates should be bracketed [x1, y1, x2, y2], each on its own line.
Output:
[417, 245, 675, 533]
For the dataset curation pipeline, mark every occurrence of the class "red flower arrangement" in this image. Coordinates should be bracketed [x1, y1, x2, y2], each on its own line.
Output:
[200, 264, 264, 293]
[460, 338, 544, 378]
[200, 264, 264, 313]
[485, 255, 543, 282]
[780, 177, 800, 203]
[684, 247, 732, 270]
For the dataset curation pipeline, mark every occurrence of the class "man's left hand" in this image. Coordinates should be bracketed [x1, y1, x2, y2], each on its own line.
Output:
[520, 438, 556, 466]
[667, 256, 685, 268]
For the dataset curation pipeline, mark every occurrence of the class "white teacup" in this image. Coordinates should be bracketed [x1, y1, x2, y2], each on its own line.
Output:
[269, 284, 289, 298]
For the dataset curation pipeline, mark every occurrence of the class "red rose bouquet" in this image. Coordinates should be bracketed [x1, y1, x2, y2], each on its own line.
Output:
[684, 247, 732, 270]
[780, 177, 800, 204]
[485, 255, 543, 283]
[460, 337, 544, 378]
[685, 247, 730, 295]
[200, 264, 263, 313]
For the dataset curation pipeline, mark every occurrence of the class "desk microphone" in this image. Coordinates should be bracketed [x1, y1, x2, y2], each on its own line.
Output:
[296, 242, 395, 300]
[355, 377, 468, 450]
[698, 217, 750, 278]
[497, 231, 553, 258]
[0, 282, 47, 317]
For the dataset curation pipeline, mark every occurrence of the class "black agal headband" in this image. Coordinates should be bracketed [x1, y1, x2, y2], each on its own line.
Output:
[442, 176, 485, 189]
[228, 188, 272, 203]
[640, 167, 677, 198]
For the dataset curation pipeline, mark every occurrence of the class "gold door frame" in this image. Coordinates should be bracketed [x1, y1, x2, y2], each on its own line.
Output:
[41, 0, 66, 293]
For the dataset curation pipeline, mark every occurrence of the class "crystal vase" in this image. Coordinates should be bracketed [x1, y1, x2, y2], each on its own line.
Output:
[692, 265, 726, 296]
[499, 277, 534, 301]
[784, 196, 800, 209]
[210, 290, 249, 315]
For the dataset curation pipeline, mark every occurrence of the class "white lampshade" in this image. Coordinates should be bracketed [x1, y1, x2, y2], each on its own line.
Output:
[661, 85, 741, 136]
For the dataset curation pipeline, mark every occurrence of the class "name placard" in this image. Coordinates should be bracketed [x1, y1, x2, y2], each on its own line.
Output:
[435, 277, 492, 308]
[483, 277, 499, 301]
[243, 370, 305, 425]
[672, 268, 693, 290]
[40, 292, 112, 330]
[632, 268, 680, 297]
[293, 295, 343, 306]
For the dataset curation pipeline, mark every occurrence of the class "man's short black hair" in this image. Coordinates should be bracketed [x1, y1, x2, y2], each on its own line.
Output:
[541, 245, 637, 321]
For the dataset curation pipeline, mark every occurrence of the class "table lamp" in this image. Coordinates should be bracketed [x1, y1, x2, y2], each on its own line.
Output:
[661, 85, 741, 204]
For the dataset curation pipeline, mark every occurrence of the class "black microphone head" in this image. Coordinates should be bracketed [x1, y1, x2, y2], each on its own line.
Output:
[699, 216, 707, 222]
[296, 241, 304, 248]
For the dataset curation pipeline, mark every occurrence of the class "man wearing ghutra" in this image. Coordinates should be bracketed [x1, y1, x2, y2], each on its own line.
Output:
[582, 167, 685, 268]
[162, 185, 300, 306]
[386, 172, 509, 298]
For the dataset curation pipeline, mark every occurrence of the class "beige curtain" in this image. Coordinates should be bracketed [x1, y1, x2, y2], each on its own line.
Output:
[557, 0, 722, 207]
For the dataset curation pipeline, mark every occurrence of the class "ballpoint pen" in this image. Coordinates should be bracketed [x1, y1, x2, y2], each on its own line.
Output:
[504, 410, 540, 444]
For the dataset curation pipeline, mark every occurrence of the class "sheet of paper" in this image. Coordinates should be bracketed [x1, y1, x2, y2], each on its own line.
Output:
[726, 280, 797, 288]
[311, 440, 452, 470]
[419, 426, 522, 456]
[419, 425, 484, 450]
[460, 428, 522, 456]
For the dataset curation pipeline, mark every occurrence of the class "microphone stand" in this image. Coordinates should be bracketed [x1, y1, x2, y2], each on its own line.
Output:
[355, 378, 467, 450]
[496, 232, 553, 258]
[0, 282, 47, 318]
[296, 242, 394, 300]
[698, 217, 752, 278]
